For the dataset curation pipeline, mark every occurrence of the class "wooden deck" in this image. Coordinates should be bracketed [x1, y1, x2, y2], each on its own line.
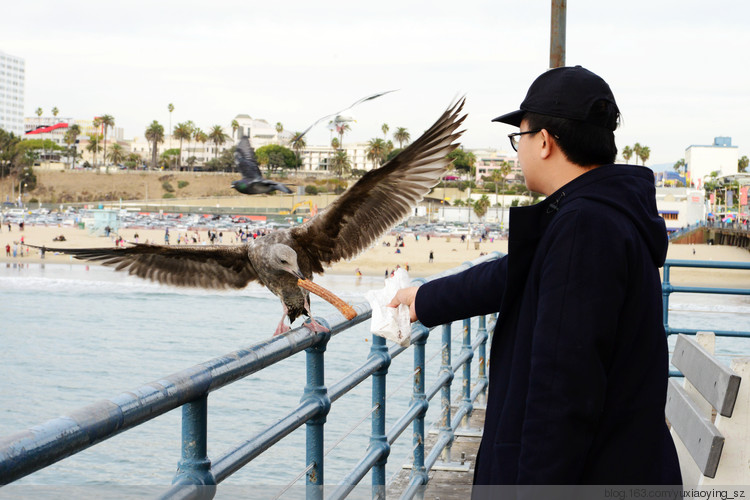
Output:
[387, 407, 484, 499]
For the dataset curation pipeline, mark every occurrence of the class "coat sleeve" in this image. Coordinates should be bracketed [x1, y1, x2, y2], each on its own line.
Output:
[517, 208, 628, 483]
[414, 256, 508, 328]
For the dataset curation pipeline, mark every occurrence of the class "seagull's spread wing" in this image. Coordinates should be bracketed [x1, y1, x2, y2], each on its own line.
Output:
[235, 137, 263, 180]
[37, 244, 258, 289]
[290, 98, 466, 271]
[297, 90, 398, 140]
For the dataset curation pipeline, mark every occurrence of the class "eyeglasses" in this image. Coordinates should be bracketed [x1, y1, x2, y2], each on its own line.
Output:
[508, 130, 541, 152]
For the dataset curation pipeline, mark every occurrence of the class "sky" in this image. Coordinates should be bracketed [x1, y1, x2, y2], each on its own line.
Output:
[2, 0, 749, 168]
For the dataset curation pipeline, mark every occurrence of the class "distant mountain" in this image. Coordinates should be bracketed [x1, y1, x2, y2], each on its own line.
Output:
[648, 162, 675, 173]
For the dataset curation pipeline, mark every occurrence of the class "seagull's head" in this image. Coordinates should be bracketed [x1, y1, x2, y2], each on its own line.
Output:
[271, 244, 304, 279]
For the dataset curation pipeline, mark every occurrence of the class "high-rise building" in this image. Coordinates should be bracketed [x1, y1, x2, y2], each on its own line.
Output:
[0, 50, 25, 136]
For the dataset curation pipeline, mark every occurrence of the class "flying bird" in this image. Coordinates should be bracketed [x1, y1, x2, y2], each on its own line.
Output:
[231, 136, 293, 195]
[35, 99, 466, 336]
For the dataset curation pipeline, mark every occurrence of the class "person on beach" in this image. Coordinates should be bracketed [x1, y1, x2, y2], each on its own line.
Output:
[388, 66, 681, 488]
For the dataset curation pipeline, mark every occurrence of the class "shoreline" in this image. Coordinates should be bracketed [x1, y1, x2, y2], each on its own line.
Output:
[2, 224, 749, 284]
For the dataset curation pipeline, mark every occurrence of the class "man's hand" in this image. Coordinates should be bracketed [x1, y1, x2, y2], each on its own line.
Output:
[387, 286, 419, 323]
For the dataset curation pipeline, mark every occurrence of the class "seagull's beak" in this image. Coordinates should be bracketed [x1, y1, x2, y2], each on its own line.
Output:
[290, 268, 305, 280]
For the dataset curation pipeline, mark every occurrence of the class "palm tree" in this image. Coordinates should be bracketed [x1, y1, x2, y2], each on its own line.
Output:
[622, 145, 633, 164]
[335, 121, 351, 150]
[473, 195, 491, 221]
[633, 143, 643, 166]
[275, 122, 283, 137]
[173, 122, 193, 170]
[86, 134, 102, 169]
[63, 124, 81, 169]
[490, 161, 513, 227]
[92, 117, 103, 169]
[381, 123, 389, 140]
[107, 143, 125, 167]
[393, 127, 410, 148]
[35, 107, 42, 118]
[126, 152, 142, 169]
[290, 132, 306, 170]
[366, 138, 387, 169]
[208, 125, 229, 161]
[638, 146, 651, 166]
[51, 107, 59, 120]
[330, 137, 339, 150]
[231, 119, 240, 141]
[145, 120, 165, 169]
[99, 114, 115, 173]
[329, 150, 351, 178]
[194, 128, 208, 168]
[168, 103, 174, 151]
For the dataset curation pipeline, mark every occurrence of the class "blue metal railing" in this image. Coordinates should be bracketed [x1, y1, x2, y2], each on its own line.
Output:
[663, 259, 750, 379]
[0, 252, 502, 499]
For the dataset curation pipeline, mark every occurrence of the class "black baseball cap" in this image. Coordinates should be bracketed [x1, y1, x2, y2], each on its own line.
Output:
[492, 66, 619, 130]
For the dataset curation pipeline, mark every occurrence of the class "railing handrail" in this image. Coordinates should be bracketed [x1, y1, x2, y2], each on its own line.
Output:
[0, 252, 503, 499]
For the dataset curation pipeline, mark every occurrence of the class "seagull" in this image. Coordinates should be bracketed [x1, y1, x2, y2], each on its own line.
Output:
[231, 137, 293, 195]
[34, 99, 466, 336]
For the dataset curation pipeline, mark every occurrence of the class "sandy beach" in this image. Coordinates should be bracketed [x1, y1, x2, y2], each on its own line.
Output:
[1, 223, 749, 285]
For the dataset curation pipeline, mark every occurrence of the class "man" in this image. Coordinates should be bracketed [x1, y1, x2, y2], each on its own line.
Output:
[389, 66, 681, 486]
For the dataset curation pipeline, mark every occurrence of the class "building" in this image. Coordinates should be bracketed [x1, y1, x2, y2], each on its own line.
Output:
[654, 187, 706, 232]
[0, 50, 25, 136]
[472, 148, 521, 185]
[685, 137, 739, 188]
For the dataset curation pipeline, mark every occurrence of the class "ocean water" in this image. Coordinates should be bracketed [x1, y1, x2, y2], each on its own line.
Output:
[1, 263, 749, 491]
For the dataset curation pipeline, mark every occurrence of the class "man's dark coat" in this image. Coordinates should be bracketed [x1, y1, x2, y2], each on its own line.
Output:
[415, 165, 682, 485]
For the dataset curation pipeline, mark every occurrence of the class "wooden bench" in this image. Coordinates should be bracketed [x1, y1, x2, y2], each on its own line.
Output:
[666, 333, 749, 487]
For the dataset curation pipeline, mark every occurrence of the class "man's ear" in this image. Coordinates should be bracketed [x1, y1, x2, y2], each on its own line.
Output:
[539, 129, 554, 160]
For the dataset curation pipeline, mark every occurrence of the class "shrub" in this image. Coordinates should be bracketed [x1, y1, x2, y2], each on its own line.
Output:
[162, 181, 175, 193]
[177, 181, 189, 189]
[163, 193, 175, 199]
[305, 185, 319, 195]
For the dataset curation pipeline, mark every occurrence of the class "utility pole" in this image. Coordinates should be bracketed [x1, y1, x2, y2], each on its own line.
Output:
[550, 0, 567, 68]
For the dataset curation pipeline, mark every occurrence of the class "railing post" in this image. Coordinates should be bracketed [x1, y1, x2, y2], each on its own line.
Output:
[475, 315, 488, 408]
[440, 323, 454, 460]
[460, 318, 473, 430]
[370, 333, 391, 499]
[173, 396, 216, 494]
[302, 325, 332, 500]
[663, 262, 672, 337]
[410, 324, 430, 490]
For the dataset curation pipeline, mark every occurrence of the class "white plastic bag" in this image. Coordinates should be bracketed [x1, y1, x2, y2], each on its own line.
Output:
[365, 268, 412, 346]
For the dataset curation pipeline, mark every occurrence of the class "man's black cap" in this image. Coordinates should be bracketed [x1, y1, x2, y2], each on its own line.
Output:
[492, 66, 619, 130]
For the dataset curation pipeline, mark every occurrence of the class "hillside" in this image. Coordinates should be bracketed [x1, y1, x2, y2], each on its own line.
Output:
[0, 169, 298, 204]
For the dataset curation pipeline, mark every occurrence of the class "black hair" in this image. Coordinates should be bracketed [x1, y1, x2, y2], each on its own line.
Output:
[524, 100, 620, 166]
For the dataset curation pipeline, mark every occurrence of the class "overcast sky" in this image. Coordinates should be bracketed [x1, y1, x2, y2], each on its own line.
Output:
[2, 0, 749, 167]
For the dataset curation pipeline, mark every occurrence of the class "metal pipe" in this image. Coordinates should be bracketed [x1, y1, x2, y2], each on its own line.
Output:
[476, 315, 488, 405]
[410, 325, 429, 487]
[172, 397, 215, 489]
[439, 323, 454, 462]
[302, 326, 331, 500]
[550, 0, 567, 69]
[370, 334, 391, 499]
[460, 319, 474, 429]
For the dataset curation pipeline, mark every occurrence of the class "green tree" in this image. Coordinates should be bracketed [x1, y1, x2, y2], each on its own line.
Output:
[289, 132, 306, 170]
[275, 122, 283, 135]
[51, 107, 59, 118]
[381, 123, 389, 140]
[99, 114, 115, 173]
[145, 120, 165, 169]
[329, 150, 351, 178]
[0, 129, 23, 180]
[193, 128, 207, 169]
[334, 121, 351, 149]
[448, 148, 476, 179]
[622, 145, 633, 164]
[168, 103, 174, 152]
[473, 194, 491, 220]
[208, 125, 229, 161]
[86, 134, 103, 170]
[205, 148, 236, 172]
[231, 119, 240, 141]
[366, 138, 388, 169]
[393, 127, 410, 148]
[35, 107, 42, 118]
[255, 144, 296, 171]
[126, 152, 142, 169]
[490, 161, 513, 226]
[633, 142, 643, 165]
[673, 158, 686, 173]
[63, 124, 81, 169]
[330, 137, 339, 150]
[173, 122, 193, 170]
[638, 145, 650, 166]
[738, 155, 749, 173]
[107, 143, 125, 166]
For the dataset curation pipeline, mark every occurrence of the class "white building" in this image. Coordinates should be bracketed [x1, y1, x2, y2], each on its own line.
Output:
[654, 188, 706, 232]
[0, 50, 25, 136]
[472, 148, 520, 184]
[685, 137, 739, 189]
